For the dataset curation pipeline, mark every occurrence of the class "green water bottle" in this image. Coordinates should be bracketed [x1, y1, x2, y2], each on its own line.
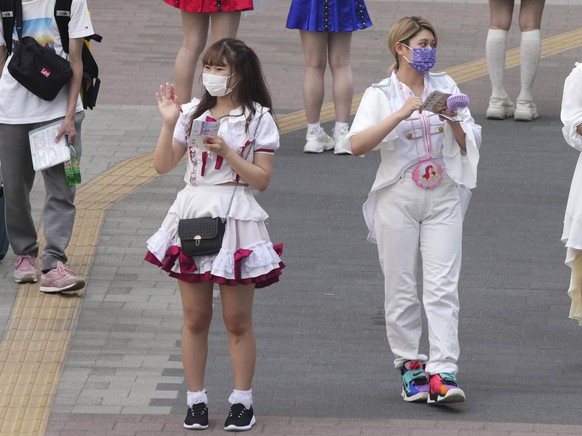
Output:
[64, 146, 81, 186]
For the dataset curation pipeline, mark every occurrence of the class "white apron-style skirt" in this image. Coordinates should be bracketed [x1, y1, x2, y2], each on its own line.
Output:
[145, 185, 284, 288]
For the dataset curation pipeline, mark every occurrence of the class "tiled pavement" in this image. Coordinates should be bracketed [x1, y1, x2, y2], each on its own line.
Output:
[1, 0, 582, 435]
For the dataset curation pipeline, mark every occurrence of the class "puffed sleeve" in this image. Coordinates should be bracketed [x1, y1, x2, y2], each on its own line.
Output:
[253, 111, 279, 154]
[441, 77, 481, 189]
[346, 83, 399, 154]
[561, 63, 582, 152]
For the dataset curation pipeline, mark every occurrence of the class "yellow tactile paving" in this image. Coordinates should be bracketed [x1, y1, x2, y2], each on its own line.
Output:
[0, 28, 580, 435]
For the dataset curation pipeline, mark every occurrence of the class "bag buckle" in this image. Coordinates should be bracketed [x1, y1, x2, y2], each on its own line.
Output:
[194, 235, 202, 246]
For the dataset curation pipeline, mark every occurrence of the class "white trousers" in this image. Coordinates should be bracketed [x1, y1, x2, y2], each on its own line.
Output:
[374, 171, 463, 375]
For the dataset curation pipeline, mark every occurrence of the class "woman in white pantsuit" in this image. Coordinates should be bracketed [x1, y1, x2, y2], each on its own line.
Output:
[346, 16, 481, 404]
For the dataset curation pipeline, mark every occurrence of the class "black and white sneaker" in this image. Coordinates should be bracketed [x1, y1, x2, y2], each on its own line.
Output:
[224, 403, 256, 431]
[183, 402, 209, 430]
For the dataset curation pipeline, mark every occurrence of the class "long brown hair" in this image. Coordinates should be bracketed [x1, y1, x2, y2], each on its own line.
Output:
[386, 16, 437, 73]
[187, 38, 273, 133]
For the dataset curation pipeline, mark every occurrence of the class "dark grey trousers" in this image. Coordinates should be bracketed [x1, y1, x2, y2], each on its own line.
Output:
[0, 111, 85, 271]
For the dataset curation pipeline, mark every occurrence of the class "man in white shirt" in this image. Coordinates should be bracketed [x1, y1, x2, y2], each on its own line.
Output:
[0, 0, 94, 292]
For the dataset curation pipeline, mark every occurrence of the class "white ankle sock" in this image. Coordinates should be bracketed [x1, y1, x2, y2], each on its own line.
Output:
[518, 29, 541, 102]
[187, 389, 208, 407]
[307, 122, 321, 135]
[228, 389, 252, 409]
[334, 121, 349, 132]
[486, 28, 509, 99]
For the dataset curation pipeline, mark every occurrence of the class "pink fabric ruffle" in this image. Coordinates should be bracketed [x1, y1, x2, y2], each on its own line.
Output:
[144, 243, 284, 289]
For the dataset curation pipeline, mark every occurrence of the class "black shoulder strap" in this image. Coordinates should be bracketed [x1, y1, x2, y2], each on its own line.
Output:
[54, 0, 72, 53]
[0, 0, 21, 55]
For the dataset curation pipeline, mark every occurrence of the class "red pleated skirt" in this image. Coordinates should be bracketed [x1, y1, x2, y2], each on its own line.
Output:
[163, 0, 253, 13]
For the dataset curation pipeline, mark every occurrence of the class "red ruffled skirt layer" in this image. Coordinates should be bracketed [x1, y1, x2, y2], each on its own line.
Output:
[145, 185, 283, 289]
[145, 243, 284, 288]
[163, 0, 254, 13]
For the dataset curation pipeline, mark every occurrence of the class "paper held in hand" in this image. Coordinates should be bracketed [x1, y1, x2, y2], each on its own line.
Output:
[188, 119, 220, 148]
[28, 120, 71, 171]
[420, 91, 461, 122]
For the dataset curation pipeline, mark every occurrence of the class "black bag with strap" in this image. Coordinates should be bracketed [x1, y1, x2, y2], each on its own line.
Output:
[178, 217, 226, 257]
[0, 0, 102, 108]
[2, 0, 72, 101]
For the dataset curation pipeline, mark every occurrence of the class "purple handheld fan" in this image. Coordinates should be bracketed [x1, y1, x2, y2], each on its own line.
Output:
[446, 93, 470, 112]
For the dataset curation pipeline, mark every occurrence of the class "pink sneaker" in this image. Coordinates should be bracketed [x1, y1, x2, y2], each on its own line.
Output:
[39, 261, 85, 293]
[13, 255, 37, 284]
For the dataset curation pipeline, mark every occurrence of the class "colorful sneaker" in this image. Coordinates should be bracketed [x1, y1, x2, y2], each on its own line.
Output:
[183, 402, 209, 430]
[39, 261, 85, 293]
[400, 360, 429, 402]
[333, 125, 351, 155]
[13, 254, 37, 284]
[427, 372, 466, 404]
[486, 96, 515, 120]
[224, 403, 256, 432]
[303, 128, 335, 153]
[514, 99, 539, 121]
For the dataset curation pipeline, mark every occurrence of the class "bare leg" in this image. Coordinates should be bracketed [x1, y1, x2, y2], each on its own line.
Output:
[178, 280, 214, 392]
[327, 32, 353, 124]
[518, 0, 545, 31]
[174, 12, 210, 103]
[300, 30, 327, 124]
[569, 255, 582, 325]
[488, 0, 514, 31]
[209, 11, 242, 42]
[220, 284, 256, 390]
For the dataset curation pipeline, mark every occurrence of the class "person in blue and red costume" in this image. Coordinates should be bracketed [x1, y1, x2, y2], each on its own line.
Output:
[345, 16, 481, 405]
[286, 0, 372, 155]
[145, 38, 283, 432]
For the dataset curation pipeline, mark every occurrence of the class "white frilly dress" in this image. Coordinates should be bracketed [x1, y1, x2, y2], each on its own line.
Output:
[561, 62, 582, 324]
[145, 99, 284, 288]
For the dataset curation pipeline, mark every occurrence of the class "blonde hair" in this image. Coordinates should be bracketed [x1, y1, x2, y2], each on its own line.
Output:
[386, 16, 437, 74]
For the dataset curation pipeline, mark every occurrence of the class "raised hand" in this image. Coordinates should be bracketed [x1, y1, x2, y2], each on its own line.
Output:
[156, 82, 181, 124]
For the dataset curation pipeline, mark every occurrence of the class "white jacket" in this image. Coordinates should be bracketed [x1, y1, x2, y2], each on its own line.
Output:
[347, 71, 482, 243]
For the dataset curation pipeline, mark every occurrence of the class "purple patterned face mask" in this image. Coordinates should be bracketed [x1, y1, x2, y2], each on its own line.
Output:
[403, 44, 436, 75]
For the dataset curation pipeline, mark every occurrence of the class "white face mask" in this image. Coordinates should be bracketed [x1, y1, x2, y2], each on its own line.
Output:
[202, 72, 236, 97]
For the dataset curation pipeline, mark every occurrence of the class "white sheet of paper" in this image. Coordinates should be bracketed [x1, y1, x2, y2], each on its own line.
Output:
[28, 120, 71, 171]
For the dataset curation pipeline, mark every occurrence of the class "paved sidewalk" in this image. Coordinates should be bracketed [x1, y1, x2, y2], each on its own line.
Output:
[1, 0, 582, 435]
